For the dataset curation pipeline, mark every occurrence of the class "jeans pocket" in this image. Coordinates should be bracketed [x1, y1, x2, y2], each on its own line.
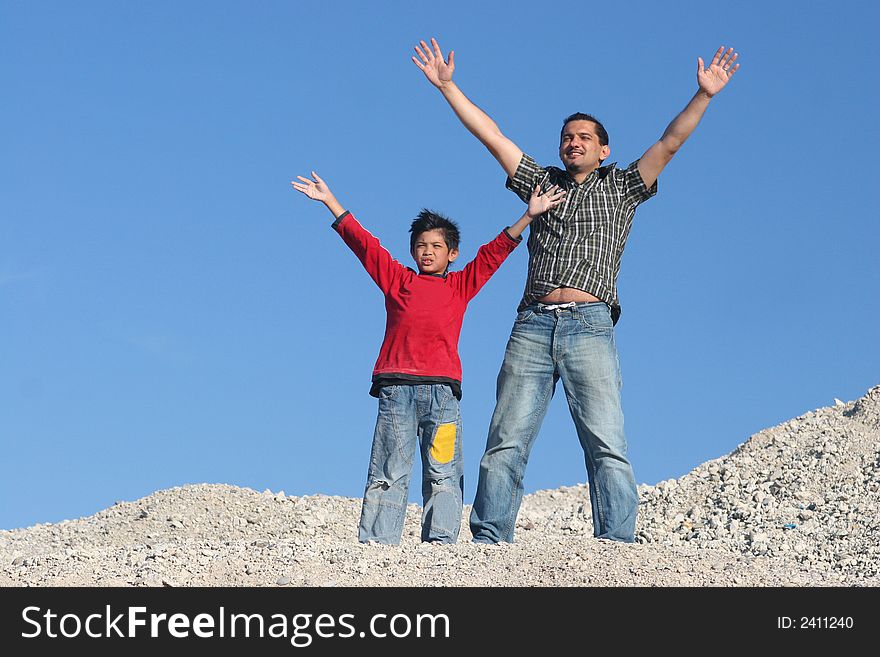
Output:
[378, 385, 397, 400]
[576, 305, 613, 333]
[434, 383, 454, 403]
[514, 309, 535, 324]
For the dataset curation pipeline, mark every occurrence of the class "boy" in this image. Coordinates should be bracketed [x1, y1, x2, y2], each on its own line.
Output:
[292, 171, 564, 544]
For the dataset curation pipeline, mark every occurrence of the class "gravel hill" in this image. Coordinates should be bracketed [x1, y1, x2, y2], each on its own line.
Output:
[2, 385, 878, 587]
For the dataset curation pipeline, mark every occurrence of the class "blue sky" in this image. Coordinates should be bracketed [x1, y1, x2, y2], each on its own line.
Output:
[2, 0, 878, 531]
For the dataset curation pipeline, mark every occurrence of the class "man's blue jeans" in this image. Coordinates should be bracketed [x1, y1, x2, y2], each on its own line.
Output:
[469, 301, 638, 543]
[358, 384, 464, 544]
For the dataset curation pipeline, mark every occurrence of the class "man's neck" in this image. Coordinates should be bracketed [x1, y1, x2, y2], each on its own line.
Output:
[567, 164, 600, 184]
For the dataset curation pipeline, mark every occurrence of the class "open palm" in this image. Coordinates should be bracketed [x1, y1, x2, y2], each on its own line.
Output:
[291, 171, 332, 202]
[698, 46, 739, 97]
[528, 185, 566, 217]
[412, 37, 454, 88]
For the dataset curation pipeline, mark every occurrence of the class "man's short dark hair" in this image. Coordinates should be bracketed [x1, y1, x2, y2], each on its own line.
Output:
[409, 209, 460, 252]
[561, 112, 609, 147]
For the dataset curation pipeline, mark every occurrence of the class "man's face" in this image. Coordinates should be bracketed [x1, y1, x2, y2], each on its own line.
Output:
[559, 120, 611, 175]
[412, 229, 458, 275]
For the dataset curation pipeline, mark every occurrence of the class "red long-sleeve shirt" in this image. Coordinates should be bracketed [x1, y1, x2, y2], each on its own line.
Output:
[333, 211, 520, 397]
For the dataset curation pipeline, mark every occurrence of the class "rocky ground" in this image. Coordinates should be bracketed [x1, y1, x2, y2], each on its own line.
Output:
[2, 386, 878, 587]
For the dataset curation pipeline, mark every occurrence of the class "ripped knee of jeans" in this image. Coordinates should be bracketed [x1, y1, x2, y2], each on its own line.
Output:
[367, 479, 391, 491]
[428, 474, 463, 492]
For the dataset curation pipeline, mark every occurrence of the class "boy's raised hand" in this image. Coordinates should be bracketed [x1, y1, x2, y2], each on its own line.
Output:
[291, 171, 332, 201]
[508, 184, 567, 239]
[528, 184, 566, 218]
[291, 171, 345, 218]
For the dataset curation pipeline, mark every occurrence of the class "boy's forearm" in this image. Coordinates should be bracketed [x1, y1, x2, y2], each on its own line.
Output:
[506, 212, 533, 239]
[322, 194, 345, 220]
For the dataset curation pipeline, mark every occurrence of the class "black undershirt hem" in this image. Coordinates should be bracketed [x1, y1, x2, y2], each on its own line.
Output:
[370, 373, 462, 400]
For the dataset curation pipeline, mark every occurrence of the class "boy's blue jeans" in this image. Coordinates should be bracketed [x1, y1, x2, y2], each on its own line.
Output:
[469, 301, 638, 543]
[358, 383, 463, 544]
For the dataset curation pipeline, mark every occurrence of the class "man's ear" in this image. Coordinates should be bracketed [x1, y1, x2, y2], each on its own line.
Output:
[601, 144, 611, 161]
[448, 248, 459, 262]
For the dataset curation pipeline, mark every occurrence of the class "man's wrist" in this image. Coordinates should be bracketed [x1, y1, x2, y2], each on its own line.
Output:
[437, 79, 457, 93]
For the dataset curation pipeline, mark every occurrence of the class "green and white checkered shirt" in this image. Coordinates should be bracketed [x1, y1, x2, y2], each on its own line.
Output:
[506, 153, 658, 324]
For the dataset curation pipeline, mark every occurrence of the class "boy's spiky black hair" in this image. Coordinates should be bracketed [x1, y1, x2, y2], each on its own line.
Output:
[409, 209, 460, 252]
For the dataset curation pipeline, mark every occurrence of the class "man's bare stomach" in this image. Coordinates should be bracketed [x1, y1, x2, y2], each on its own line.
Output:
[537, 287, 601, 304]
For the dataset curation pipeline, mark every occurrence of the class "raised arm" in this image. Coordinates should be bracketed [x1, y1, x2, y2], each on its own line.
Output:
[638, 46, 740, 189]
[291, 171, 345, 219]
[292, 172, 403, 292]
[456, 184, 566, 301]
[412, 37, 523, 178]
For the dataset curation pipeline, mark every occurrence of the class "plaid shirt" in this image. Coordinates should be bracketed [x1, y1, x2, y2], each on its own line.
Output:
[506, 153, 657, 324]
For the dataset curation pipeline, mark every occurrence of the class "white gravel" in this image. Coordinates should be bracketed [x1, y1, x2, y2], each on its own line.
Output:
[2, 385, 878, 587]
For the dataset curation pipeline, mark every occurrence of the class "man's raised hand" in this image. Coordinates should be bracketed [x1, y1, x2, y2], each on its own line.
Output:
[412, 37, 454, 88]
[697, 46, 740, 97]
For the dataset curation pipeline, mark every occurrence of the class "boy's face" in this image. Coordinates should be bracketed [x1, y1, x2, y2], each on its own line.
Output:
[411, 229, 458, 275]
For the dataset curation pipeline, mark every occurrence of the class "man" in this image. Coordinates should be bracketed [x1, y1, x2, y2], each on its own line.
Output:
[413, 38, 739, 544]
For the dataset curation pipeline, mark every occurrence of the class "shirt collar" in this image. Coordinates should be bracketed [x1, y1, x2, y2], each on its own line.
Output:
[410, 268, 448, 278]
[567, 162, 616, 185]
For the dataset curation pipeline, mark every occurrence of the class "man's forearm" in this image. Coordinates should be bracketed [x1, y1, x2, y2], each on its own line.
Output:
[437, 81, 504, 145]
[659, 90, 713, 152]
[434, 80, 522, 176]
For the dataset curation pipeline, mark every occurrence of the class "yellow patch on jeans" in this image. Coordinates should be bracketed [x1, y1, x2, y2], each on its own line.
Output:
[430, 423, 456, 463]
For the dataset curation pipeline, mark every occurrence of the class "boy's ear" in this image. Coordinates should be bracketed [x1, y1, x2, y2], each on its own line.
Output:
[448, 248, 459, 262]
